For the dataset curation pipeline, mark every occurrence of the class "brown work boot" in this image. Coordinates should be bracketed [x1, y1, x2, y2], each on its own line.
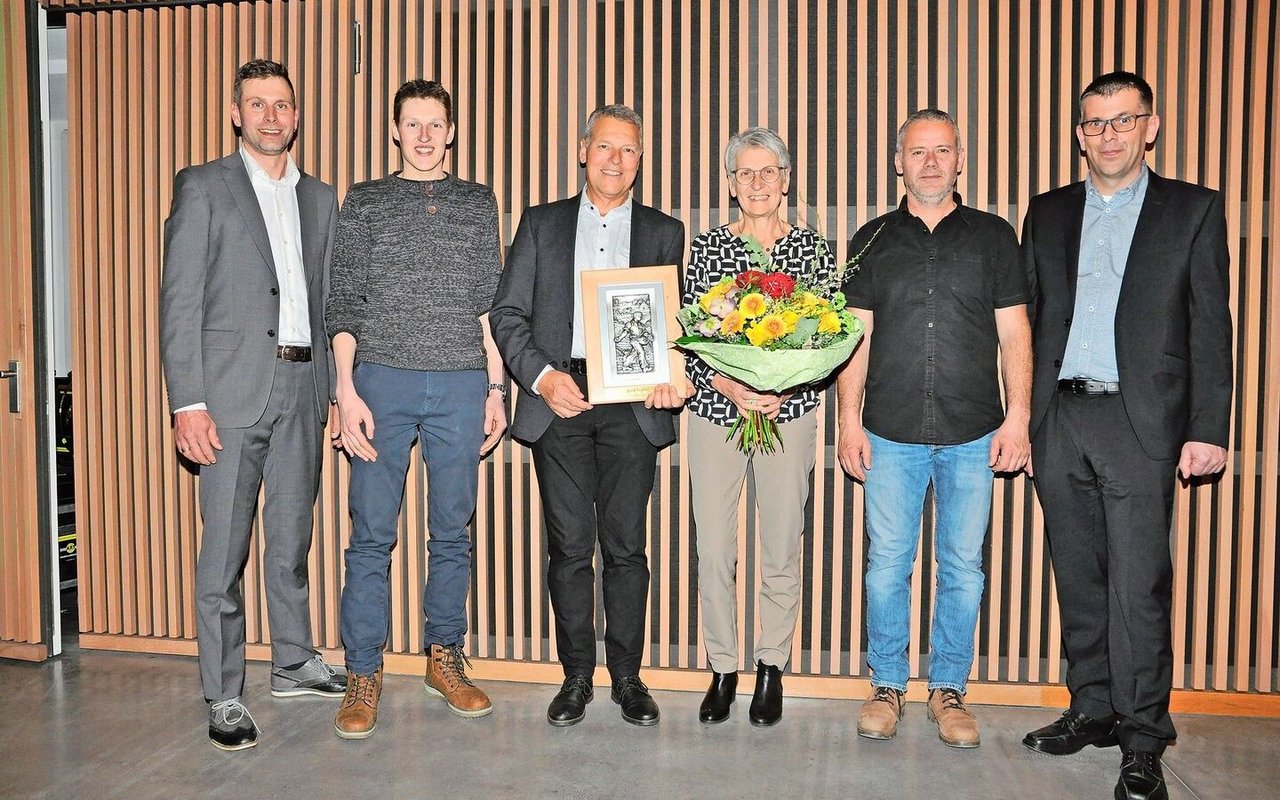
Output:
[857, 685, 905, 740]
[928, 688, 981, 748]
[333, 669, 382, 740]
[423, 643, 493, 718]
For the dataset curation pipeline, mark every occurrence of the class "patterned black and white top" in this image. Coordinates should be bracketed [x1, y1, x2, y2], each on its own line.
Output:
[683, 224, 835, 427]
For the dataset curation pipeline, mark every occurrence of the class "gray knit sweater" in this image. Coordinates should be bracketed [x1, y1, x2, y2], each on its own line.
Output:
[326, 173, 502, 371]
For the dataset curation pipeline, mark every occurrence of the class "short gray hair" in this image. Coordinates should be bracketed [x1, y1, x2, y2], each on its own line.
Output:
[723, 127, 792, 174]
[895, 109, 962, 153]
[581, 104, 643, 142]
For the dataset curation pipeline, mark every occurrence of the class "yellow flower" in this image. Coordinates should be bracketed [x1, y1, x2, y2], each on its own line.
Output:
[719, 310, 744, 335]
[745, 314, 788, 347]
[745, 323, 773, 347]
[781, 310, 800, 333]
[699, 281, 731, 311]
[738, 292, 767, 319]
[818, 310, 842, 334]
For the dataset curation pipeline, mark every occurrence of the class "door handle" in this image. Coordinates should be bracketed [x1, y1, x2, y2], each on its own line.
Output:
[1, 360, 18, 412]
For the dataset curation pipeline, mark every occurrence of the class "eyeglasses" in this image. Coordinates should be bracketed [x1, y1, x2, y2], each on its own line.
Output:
[1078, 113, 1152, 136]
[730, 165, 786, 185]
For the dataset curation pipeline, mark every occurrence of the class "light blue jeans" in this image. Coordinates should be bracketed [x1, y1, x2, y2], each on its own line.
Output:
[862, 429, 995, 692]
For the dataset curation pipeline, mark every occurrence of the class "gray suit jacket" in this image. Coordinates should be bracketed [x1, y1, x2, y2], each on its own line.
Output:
[489, 194, 686, 446]
[160, 152, 338, 428]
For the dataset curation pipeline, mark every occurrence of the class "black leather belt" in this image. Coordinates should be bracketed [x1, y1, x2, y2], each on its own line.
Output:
[561, 358, 588, 375]
[277, 345, 312, 363]
[1058, 378, 1120, 396]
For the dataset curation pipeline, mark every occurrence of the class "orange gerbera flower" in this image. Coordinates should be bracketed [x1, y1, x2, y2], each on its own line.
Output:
[738, 292, 767, 319]
[746, 314, 787, 346]
[720, 310, 744, 335]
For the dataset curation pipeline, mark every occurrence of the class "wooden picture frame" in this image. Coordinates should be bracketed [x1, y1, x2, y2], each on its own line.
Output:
[580, 265, 685, 404]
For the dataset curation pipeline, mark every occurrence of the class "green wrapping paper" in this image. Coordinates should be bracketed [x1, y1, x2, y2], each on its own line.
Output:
[675, 316, 865, 392]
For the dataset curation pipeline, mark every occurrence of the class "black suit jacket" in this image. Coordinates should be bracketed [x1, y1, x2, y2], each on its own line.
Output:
[1022, 169, 1232, 460]
[489, 194, 687, 446]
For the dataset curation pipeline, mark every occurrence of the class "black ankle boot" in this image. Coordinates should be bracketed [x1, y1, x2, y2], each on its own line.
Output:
[749, 662, 783, 727]
[699, 671, 738, 724]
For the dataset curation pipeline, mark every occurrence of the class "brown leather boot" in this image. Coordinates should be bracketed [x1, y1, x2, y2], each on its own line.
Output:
[423, 643, 493, 718]
[857, 685, 905, 740]
[927, 688, 981, 748]
[333, 669, 382, 740]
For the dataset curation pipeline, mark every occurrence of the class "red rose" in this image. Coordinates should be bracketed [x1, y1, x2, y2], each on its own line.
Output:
[758, 272, 796, 299]
[735, 269, 766, 289]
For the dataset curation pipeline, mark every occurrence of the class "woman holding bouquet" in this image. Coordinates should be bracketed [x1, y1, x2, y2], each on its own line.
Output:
[685, 127, 832, 727]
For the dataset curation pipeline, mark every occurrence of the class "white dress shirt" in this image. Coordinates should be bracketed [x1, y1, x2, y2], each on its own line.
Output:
[241, 145, 311, 347]
[532, 191, 633, 394]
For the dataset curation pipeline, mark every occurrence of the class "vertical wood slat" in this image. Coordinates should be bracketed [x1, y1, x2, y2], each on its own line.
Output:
[55, 0, 1277, 703]
[0, 0, 45, 657]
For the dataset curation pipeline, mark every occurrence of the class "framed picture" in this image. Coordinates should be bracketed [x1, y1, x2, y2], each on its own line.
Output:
[580, 265, 685, 404]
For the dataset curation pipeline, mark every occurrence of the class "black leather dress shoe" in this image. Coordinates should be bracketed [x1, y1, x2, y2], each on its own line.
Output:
[1115, 749, 1168, 800]
[208, 698, 259, 752]
[547, 674, 593, 727]
[699, 671, 738, 724]
[748, 662, 783, 727]
[611, 675, 660, 726]
[1022, 708, 1119, 755]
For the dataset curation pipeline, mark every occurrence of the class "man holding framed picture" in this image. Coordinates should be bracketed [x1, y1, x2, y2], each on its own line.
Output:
[489, 104, 687, 728]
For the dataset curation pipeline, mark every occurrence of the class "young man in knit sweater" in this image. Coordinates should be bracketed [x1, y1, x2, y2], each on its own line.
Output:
[325, 80, 508, 739]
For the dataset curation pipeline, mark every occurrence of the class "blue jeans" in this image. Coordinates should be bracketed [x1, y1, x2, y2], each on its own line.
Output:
[862, 429, 995, 692]
[340, 363, 485, 674]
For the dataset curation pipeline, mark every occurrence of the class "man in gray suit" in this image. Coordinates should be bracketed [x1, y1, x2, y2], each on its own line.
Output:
[489, 104, 686, 728]
[160, 59, 345, 752]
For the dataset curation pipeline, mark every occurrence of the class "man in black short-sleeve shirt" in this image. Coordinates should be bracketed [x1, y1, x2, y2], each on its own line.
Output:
[835, 109, 1032, 749]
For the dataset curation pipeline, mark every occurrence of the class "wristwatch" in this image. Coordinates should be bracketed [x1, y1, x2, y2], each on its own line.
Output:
[487, 382, 508, 398]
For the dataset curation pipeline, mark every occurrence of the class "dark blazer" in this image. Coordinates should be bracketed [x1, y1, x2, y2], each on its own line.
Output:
[1022, 169, 1232, 460]
[160, 152, 338, 428]
[489, 194, 686, 446]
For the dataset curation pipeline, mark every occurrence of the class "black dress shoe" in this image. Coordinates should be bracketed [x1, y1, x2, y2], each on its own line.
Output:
[748, 662, 783, 727]
[208, 698, 259, 752]
[1023, 708, 1119, 755]
[547, 674, 593, 727]
[1115, 749, 1168, 800]
[611, 675, 660, 726]
[699, 671, 738, 724]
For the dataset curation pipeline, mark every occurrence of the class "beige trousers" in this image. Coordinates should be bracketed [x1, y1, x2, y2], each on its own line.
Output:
[688, 411, 818, 673]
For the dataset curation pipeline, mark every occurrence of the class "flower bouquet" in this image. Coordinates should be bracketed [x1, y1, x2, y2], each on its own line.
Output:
[676, 225, 881, 453]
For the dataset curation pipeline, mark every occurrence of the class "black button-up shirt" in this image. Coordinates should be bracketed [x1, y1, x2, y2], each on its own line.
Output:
[842, 197, 1027, 445]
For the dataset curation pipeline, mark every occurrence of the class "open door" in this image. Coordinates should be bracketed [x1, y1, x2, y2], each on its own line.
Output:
[0, 0, 51, 662]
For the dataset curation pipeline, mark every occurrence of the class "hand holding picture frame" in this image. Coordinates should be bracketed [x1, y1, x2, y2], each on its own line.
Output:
[580, 265, 685, 404]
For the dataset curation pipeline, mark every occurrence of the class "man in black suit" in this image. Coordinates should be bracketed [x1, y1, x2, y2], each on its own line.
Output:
[1020, 71, 1232, 800]
[489, 104, 687, 727]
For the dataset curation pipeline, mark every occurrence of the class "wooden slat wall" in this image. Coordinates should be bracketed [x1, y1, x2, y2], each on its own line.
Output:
[0, 0, 46, 661]
[66, 0, 1279, 701]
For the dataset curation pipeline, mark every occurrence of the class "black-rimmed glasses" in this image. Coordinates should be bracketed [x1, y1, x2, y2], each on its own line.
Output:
[1079, 113, 1152, 136]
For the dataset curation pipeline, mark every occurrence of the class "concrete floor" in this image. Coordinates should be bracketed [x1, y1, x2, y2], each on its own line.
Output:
[1, 648, 1276, 800]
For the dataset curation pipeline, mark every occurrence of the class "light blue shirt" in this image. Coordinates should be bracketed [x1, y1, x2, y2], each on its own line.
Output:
[571, 190, 632, 358]
[1059, 165, 1149, 382]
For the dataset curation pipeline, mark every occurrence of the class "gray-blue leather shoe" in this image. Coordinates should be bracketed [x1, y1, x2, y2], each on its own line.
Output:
[270, 654, 347, 698]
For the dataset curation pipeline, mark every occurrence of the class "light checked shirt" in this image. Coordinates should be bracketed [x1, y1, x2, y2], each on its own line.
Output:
[1060, 165, 1149, 382]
